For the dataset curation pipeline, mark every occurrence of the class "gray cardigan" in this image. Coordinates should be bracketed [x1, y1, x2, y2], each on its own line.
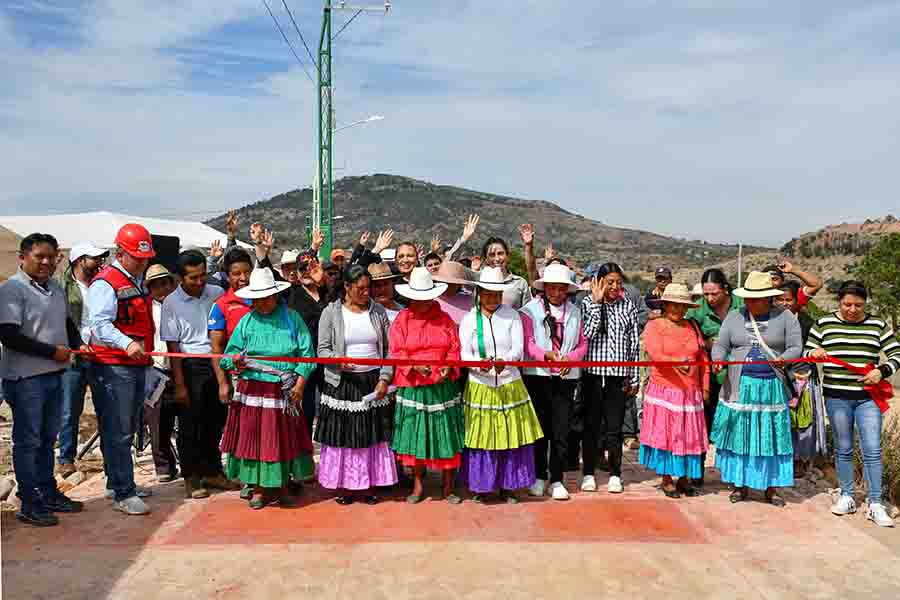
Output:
[317, 299, 393, 387]
[712, 305, 803, 405]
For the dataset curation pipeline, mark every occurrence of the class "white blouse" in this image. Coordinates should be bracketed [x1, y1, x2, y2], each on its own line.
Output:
[459, 304, 524, 388]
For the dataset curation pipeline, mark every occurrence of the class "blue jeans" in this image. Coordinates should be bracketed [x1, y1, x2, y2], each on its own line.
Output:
[826, 397, 882, 503]
[86, 363, 145, 502]
[58, 363, 94, 465]
[2, 372, 64, 507]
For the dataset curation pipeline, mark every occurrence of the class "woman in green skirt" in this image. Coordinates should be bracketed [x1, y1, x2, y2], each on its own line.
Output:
[391, 267, 466, 504]
[219, 268, 317, 509]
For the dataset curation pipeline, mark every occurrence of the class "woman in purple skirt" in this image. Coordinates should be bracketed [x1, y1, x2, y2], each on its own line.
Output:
[459, 267, 544, 503]
[316, 265, 397, 505]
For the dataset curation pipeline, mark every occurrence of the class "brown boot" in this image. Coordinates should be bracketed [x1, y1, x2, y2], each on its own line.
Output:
[184, 477, 210, 500]
[204, 474, 240, 491]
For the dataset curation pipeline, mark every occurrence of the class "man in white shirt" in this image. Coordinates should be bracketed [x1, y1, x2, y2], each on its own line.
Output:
[160, 249, 236, 499]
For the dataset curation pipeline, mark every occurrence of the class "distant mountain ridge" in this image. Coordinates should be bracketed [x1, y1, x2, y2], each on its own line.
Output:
[781, 215, 900, 258]
[206, 174, 770, 270]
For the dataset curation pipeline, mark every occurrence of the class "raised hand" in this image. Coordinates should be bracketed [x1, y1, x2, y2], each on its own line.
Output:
[518, 223, 535, 246]
[210, 239, 224, 259]
[470, 255, 483, 271]
[430, 234, 442, 253]
[777, 258, 794, 273]
[249, 222, 264, 245]
[261, 229, 275, 255]
[311, 229, 325, 251]
[462, 214, 480, 242]
[359, 231, 371, 247]
[544, 242, 555, 263]
[373, 229, 394, 254]
[225, 210, 239, 236]
[590, 275, 608, 303]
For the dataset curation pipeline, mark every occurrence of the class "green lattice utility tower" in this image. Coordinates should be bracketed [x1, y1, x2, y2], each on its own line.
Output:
[314, 1, 390, 260]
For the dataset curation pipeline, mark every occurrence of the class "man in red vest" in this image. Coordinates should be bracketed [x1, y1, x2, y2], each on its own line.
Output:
[83, 224, 156, 516]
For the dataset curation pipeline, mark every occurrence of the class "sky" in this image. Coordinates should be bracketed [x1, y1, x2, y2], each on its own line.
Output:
[2, 1, 900, 246]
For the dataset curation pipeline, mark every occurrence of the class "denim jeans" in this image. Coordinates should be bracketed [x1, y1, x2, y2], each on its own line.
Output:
[86, 363, 145, 502]
[58, 363, 94, 465]
[825, 397, 883, 503]
[2, 372, 64, 507]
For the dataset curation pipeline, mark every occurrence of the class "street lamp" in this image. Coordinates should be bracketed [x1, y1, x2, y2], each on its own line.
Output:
[333, 114, 385, 133]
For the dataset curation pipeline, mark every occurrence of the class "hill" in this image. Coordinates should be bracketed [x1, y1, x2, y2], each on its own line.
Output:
[206, 174, 769, 270]
[781, 215, 900, 259]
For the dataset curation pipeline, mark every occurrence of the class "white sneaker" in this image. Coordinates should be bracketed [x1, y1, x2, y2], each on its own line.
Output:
[114, 496, 151, 516]
[105, 486, 153, 500]
[867, 502, 895, 528]
[550, 482, 570, 501]
[608, 476, 624, 494]
[831, 494, 857, 516]
[580, 475, 597, 492]
[528, 479, 546, 497]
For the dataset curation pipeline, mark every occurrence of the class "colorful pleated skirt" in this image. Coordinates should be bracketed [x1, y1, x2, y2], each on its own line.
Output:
[638, 381, 708, 478]
[391, 379, 465, 470]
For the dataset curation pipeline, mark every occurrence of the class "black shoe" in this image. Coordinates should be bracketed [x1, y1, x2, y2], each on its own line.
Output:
[16, 506, 59, 527]
[157, 469, 179, 483]
[691, 477, 704, 488]
[43, 492, 84, 513]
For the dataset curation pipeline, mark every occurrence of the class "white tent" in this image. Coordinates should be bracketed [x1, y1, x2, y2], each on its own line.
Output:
[0, 211, 249, 252]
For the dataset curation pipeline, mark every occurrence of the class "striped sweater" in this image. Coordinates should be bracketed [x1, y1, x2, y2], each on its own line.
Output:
[805, 313, 900, 400]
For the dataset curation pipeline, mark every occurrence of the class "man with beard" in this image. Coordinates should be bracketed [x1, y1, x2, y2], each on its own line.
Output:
[55, 243, 109, 478]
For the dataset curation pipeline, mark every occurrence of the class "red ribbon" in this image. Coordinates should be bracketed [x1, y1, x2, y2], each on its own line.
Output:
[827, 358, 893, 413]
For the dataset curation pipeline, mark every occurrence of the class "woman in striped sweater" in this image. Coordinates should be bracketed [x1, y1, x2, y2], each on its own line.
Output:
[806, 281, 900, 528]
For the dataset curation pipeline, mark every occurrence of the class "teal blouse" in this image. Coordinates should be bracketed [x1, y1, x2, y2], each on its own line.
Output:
[220, 304, 316, 383]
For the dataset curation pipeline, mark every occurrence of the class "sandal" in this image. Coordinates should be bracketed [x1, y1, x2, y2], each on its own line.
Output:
[335, 496, 354, 506]
[472, 494, 488, 504]
[676, 479, 699, 497]
[240, 485, 253, 501]
[406, 494, 424, 504]
[766, 489, 786, 508]
[503, 493, 519, 505]
[445, 494, 463, 505]
[364, 495, 379, 506]
[662, 485, 681, 499]
[729, 488, 748, 504]
[249, 494, 274, 510]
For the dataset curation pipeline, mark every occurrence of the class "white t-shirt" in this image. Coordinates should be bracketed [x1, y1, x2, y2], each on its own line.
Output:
[385, 307, 401, 324]
[548, 302, 564, 321]
[342, 306, 379, 372]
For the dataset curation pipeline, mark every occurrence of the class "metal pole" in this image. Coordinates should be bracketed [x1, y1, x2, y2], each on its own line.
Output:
[737, 243, 743, 287]
[317, 1, 334, 261]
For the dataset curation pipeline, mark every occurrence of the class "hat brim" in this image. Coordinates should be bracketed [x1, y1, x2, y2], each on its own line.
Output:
[395, 282, 448, 301]
[474, 282, 509, 292]
[145, 273, 174, 283]
[733, 287, 783, 299]
[234, 280, 292, 299]
[661, 298, 699, 307]
[433, 275, 472, 286]
[533, 278, 579, 293]
[370, 272, 402, 281]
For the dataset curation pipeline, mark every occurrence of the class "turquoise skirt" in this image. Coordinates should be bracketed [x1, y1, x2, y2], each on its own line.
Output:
[711, 377, 793, 490]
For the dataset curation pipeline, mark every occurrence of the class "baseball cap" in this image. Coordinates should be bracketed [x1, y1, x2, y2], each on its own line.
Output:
[655, 266, 673, 279]
[145, 264, 174, 283]
[330, 248, 346, 262]
[69, 242, 109, 263]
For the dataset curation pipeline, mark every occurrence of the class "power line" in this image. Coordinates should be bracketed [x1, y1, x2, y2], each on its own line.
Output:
[280, 0, 318, 70]
[332, 9, 363, 42]
[261, 0, 314, 83]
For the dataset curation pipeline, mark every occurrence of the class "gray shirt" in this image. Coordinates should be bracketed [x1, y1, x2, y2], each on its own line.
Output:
[0, 270, 70, 380]
[317, 299, 393, 388]
[159, 284, 224, 354]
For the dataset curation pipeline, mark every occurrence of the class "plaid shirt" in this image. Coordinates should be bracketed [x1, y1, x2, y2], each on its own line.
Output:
[581, 295, 640, 385]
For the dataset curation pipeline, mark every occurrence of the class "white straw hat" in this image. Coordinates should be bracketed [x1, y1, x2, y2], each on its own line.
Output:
[534, 263, 578, 293]
[734, 271, 783, 299]
[659, 283, 698, 307]
[691, 283, 703, 298]
[379, 248, 396, 262]
[278, 249, 300, 266]
[395, 266, 447, 301]
[235, 267, 291, 299]
[474, 266, 510, 292]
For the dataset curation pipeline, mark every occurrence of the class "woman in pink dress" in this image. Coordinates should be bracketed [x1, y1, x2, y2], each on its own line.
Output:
[639, 283, 710, 498]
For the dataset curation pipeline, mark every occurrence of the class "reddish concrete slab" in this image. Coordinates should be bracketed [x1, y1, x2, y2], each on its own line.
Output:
[163, 494, 705, 546]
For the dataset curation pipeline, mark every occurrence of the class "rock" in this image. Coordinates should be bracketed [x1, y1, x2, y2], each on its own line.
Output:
[809, 467, 824, 482]
[0, 476, 14, 501]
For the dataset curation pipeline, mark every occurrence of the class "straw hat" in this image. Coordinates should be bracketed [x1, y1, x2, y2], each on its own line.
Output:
[690, 283, 703, 298]
[659, 283, 698, 307]
[433, 261, 471, 286]
[235, 267, 291, 299]
[145, 264, 174, 283]
[534, 263, 578, 293]
[474, 266, 509, 292]
[734, 271, 783, 299]
[395, 267, 447, 301]
[368, 262, 401, 281]
[379, 248, 396, 262]
[278, 249, 300, 266]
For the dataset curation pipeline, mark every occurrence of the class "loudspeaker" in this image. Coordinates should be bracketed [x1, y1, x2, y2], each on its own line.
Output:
[150, 235, 180, 274]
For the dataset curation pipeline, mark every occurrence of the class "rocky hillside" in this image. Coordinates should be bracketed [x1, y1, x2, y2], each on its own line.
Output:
[781, 215, 900, 259]
[207, 174, 768, 270]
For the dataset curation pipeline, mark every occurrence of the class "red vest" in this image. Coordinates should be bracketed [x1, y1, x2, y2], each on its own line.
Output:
[86, 265, 155, 367]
